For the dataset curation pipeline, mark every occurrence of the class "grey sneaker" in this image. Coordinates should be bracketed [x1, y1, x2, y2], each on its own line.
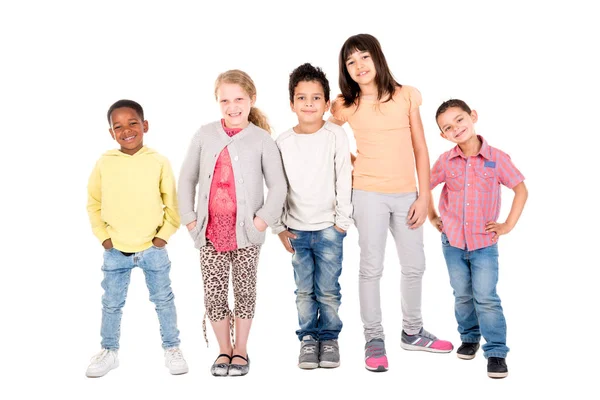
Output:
[298, 335, 319, 369]
[319, 339, 340, 368]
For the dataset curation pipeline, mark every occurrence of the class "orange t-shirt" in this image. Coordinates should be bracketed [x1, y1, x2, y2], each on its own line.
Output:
[331, 85, 421, 193]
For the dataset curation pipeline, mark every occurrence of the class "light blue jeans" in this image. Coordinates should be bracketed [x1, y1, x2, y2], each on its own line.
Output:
[441, 233, 509, 358]
[289, 226, 345, 341]
[100, 246, 180, 350]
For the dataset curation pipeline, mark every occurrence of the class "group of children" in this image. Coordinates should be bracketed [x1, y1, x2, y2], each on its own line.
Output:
[86, 34, 528, 380]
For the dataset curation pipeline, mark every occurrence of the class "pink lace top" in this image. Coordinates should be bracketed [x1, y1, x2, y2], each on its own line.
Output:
[205, 120, 242, 252]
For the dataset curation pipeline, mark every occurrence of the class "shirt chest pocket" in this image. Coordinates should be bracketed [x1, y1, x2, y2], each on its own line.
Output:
[474, 168, 496, 192]
[446, 168, 465, 191]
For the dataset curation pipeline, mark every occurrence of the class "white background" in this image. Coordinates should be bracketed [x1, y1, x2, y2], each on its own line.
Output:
[1, 0, 598, 398]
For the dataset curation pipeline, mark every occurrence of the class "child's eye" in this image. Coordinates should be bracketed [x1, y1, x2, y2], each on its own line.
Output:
[130, 122, 137, 125]
[347, 61, 354, 66]
[220, 100, 227, 103]
[298, 96, 305, 100]
[314, 96, 321, 101]
[457, 118, 463, 122]
[363, 55, 370, 59]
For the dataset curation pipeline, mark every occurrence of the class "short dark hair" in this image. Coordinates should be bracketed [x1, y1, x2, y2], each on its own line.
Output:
[107, 99, 144, 124]
[288, 63, 330, 103]
[435, 99, 472, 121]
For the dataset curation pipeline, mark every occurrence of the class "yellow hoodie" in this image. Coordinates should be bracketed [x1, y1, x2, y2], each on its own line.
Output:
[87, 146, 180, 253]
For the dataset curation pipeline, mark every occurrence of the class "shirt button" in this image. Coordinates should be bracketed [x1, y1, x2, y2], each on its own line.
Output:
[467, 203, 470, 206]
[204, 195, 208, 199]
[468, 163, 471, 167]
[234, 156, 239, 161]
[240, 222, 245, 227]
[465, 222, 469, 225]
[467, 183, 470, 186]
[214, 154, 218, 158]
[238, 179, 244, 184]
[208, 174, 212, 178]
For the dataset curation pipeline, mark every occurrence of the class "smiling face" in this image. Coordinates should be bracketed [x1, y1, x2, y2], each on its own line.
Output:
[291, 80, 330, 126]
[437, 106, 479, 145]
[216, 82, 255, 129]
[108, 107, 148, 155]
[345, 50, 376, 87]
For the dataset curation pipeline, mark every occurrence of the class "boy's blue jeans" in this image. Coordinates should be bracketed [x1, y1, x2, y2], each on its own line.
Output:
[289, 226, 345, 341]
[441, 233, 509, 358]
[100, 246, 180, 350]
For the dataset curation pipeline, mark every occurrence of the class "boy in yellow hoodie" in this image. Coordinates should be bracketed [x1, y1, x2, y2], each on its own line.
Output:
[86, 99, 188, 377]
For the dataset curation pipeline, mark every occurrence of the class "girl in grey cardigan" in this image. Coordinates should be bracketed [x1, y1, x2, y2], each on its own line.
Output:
[178, 70, 287, 377]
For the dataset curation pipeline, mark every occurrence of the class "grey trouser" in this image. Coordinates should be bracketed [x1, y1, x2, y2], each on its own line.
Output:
[352, 189, 425, 341]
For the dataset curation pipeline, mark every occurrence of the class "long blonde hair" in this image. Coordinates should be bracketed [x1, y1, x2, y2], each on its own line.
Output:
[214, 69, 272, 134]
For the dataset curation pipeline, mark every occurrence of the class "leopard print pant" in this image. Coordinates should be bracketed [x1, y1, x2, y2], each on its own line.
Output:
[200, 240, 261, 347]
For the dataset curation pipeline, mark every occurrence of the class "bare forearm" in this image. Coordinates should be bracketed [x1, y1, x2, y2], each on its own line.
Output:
[505, 182, 528, 230]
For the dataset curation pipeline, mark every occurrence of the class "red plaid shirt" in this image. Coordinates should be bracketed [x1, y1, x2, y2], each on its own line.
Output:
[430, 136, 524, 251]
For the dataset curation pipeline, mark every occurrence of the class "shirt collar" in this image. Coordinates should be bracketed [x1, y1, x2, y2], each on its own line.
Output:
[448, 135, 492, 160]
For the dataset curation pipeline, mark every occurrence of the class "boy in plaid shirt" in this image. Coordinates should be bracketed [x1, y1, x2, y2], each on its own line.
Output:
[428, 99, 528, 379]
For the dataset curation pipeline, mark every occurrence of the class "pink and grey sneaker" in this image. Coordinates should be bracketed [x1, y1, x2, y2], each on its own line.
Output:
[400, 328, 453, 353]
[364, 338, 388, 372]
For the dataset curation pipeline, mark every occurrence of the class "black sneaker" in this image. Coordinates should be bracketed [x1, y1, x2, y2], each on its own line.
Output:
[457, 342, 480, 360]
[487, 357, 508, 379]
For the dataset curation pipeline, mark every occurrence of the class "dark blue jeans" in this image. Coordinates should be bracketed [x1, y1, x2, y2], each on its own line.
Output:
[289, 226, 345, 341]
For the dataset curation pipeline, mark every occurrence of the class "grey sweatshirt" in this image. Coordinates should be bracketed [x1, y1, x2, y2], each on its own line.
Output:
[273, 121, 353, 233]
[178, 121, 287, 249]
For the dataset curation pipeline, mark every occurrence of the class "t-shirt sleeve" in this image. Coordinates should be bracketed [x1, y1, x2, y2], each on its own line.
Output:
[495, 149, 525, 189]
[330, 95, 348, 123]
[406, 85, 423, 113]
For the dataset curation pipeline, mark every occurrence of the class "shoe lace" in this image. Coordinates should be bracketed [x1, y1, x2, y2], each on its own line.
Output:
[301, 345, 317, 355]
[90, 349, 111, 365]
[322, 345, 335, 353]
[166, 348, 184, 361]
[365, 344, 385, 358]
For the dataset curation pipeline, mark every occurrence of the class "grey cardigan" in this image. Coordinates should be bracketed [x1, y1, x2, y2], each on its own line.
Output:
[178, 121, 287, 249]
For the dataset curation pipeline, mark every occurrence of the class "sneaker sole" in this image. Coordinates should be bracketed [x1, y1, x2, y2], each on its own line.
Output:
[488, 371, 509, 379]
[319, 361, 340, 368]
[169, 366, 189, 375]
[86, 360, 119, 378]
[298, 362, 319, 369]
[457, 353, 477, 360]
[365, 365, 388, 372]
[400, 343, 453, 353]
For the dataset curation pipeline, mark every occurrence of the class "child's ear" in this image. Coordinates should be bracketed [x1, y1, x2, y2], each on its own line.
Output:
[471, 110, 478, 123]
[143, 120, 149, 133]
[251, 95, 257, 107]
[325, 100, 331, 113]
[440, 131, 447, 139]
[290, 101, 295, 112]
[108, 128, 116, 140]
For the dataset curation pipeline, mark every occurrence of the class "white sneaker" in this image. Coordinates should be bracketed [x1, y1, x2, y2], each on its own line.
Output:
[165, 347, 189, 375]
[86, 349, 119, 378]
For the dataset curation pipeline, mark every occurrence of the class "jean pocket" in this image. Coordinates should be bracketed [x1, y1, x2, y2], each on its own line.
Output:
[332, 225, 347, 238]
[441, 233, 450, 246]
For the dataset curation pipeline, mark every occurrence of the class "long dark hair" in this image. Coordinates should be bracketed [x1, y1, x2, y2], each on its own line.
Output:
[338, 34, 401, 108]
